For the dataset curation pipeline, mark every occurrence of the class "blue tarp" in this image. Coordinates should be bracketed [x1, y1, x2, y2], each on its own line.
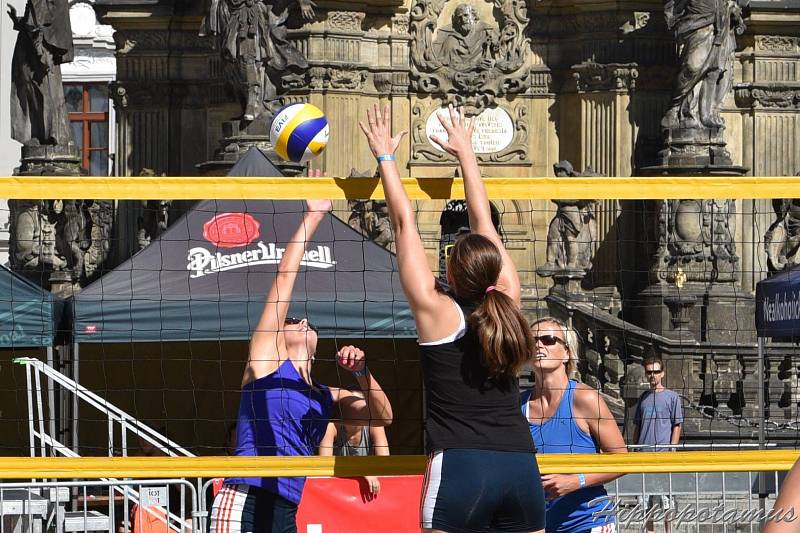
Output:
[0, 264, 64, 348]
[755, 266, 800, 338]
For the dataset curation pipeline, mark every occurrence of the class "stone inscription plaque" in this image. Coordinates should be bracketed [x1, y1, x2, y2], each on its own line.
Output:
[425, 107, 514, 154]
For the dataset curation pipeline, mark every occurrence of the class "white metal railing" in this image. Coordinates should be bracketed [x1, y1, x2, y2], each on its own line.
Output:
[14, 357, 194, 458]
[0, 479, 198, 533]
[13, 357, 199, 533]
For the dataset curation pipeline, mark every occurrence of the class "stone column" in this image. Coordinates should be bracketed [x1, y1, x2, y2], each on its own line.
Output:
[560, 61, 638, 298]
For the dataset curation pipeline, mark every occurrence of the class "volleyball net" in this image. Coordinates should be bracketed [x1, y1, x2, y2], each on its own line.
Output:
[1, 174, 800, 468]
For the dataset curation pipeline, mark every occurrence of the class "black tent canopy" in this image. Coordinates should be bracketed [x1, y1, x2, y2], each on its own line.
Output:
[72, 148, 415, 343]
[0, 264, 63, 348]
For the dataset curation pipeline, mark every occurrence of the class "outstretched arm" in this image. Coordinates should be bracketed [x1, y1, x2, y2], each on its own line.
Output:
[359, 104, 453, 340]
[331, 345, 393, 427]
[243, 197, 332, 386]
[431, 105, 521, 304]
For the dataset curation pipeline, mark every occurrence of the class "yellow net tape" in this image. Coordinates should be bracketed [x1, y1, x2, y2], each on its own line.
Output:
[1, 175, 800, 200]
[0, 451, 796, 479]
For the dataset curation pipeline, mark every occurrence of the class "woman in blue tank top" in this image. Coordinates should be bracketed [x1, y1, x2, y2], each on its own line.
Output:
[522, 317, 627, 533]
[209, 197, 394, 533]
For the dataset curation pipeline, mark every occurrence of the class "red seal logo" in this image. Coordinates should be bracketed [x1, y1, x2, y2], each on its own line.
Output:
[203, 213, 261, 249]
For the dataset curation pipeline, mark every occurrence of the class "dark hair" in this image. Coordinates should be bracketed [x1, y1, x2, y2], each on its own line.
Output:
[447, 233, 532, 378]
[643, 355, 663, 371]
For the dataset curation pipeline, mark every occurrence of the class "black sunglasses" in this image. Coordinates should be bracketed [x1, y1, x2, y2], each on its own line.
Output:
[534, 335, 567, 347]
[284, 317, 318, 333]
[645, 369, 663, 376]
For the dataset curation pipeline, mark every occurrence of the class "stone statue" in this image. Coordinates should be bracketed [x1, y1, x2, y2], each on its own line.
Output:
[9, 200, 66, 271]
[433, 4, 498, 72]
[137, 200, 173, 250]
[662, 0, 748, 132]
[54, 200, 89, 277]
[346, 169, 392, 249]
[7, 0, 74, 148]
[9, 197, 113, 285]
[201, 0, 316, 121]
[83, 200, 114, 279]
[538, 161, 598, 276]
[765, 173, 800, 272]
[348, 200, 393, 249]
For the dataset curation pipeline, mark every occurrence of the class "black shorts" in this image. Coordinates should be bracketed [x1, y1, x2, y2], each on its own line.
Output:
[420, 449, 546, 532]
[210, 484, 298, 533]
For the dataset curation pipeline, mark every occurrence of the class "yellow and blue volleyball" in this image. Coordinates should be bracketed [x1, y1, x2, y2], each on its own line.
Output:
[270, 103, 329, 164]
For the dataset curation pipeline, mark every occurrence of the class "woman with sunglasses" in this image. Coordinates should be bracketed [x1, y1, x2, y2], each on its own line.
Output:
[210, 198, 393, 533]
[360, 104, 546, 533]
[522, 317, 627, 533]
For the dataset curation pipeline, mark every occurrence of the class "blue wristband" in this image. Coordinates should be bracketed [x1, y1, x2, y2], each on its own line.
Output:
[353, 365, 369, 378]
[577, 473, 586, 488]
[376, 154, 396, 162]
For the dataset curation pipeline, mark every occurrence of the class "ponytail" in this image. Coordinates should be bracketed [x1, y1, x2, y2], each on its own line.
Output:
[469, 290, 533, 379]
[447, 233, 532, 379]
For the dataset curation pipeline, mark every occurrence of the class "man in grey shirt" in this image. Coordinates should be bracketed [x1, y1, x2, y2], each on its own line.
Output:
[634, 356, 683, 533]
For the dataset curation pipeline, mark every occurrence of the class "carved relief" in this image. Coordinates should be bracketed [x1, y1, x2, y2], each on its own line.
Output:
[572, 61, 639, 92]
[392, 14, 410, 34]
[326, 11, 366, 32]
[411, 100, 529, 163]
[410, 0, 530, 112]
[329, 68, 368, 89]
[734, 84, 800, 109]
[651, 199, 739, 283]
[309, 66, 367, 90]
[755, 36, 799, 53]
[9, 199, 113, 284]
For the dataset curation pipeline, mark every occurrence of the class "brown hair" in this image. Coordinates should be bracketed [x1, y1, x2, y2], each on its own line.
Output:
[643, 355, 663, 372]
[447, 233, 532, 378]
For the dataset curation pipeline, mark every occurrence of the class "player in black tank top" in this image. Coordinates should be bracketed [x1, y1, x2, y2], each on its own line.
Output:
[361, 104, 545, 532]
[419, 299, 536, 454]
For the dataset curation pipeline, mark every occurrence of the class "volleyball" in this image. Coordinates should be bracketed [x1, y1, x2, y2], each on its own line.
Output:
[270, 103, 329, 164]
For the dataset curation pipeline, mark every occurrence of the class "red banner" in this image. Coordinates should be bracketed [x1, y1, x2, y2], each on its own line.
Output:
[296, 476, 423, 533]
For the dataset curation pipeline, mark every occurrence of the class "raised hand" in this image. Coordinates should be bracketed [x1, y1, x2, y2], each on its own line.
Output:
[298, 0, 315, 20]
[358, 104, 408, 158]
[336, 345, 366, 374]
[305, 169, 332, 215]
[430, 104, 476, 158]
[7, 3, 19, 25]
[305, 198, 332, 215]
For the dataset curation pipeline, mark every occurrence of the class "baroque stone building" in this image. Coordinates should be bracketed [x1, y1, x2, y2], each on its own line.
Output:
[36, 0, 800, 443]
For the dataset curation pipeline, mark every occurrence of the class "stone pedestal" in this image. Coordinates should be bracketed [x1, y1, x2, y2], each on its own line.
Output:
[546, 269, 588, 300]
[657, 125, 735, 168]
[197, 118, 303, 176]
[10, 143, 86, 295]
[663, 291, 698, 341]
[632, 160, 751, 342]
[17, 144, 82, 176]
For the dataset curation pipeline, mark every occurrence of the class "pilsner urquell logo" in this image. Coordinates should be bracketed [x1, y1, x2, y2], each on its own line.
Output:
[203, 213, 261, 248]
[187, 212, 336, 278]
